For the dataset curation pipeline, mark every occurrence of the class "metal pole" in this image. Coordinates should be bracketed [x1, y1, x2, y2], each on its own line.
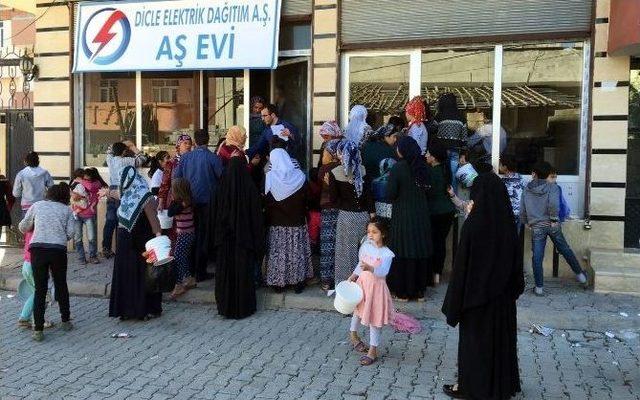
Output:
[491, 45, 503, 172]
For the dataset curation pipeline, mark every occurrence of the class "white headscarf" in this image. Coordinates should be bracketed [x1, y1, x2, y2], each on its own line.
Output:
[345, 105, 371, 145]
[265, 148, 306, 201]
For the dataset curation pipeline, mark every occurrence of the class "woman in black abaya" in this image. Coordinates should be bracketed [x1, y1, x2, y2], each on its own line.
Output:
[211, 156, 264, 319]
[441, 171, 524, 400]
[109, 166, 163, 321]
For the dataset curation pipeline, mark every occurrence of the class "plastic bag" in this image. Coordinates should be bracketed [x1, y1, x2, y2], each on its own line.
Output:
[145, 261, 176, 293]
[391, 311, 422, 334]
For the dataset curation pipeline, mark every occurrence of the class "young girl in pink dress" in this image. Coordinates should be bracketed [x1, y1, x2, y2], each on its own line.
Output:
[348, 217, 395, 366]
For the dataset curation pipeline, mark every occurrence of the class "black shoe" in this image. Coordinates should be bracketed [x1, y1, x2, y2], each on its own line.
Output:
[294, 283, 306, 294]
[443, 384, 467, 399]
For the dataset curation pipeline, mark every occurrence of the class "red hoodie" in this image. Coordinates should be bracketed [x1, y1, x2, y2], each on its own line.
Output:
[76, 179, 103, 219]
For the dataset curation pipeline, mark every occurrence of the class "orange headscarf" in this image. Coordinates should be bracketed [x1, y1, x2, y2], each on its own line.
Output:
[405, 96, 426, 124]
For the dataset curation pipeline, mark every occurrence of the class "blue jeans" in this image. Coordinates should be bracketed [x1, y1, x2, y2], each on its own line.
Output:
[75, 216, 97, 260]
[102, 197, 119, 251]
[531, 224, 584, 288]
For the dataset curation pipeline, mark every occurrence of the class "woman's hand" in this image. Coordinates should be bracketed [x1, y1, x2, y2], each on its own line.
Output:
[98, 188, 110, 198]
[323, 173, 331, 186]
[348, 274, 359, 282]
[465, 200, 474, 215]
[446, 185, 455, 198]
[142, 250, 157, 264]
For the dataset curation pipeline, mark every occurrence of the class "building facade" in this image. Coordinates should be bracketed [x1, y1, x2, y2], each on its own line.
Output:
[25, 0, 640, 292]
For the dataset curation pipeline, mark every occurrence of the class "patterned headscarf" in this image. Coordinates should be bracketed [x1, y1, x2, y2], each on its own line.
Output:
[250, 96, 266, 111]
[117, 166, 152, 232]
[345, 105, 371, 145]
[225, 125, 247, 148]
[337, 140, 364, 197]
[379, 158, 397, 177]
[175, 134, 192, 164]
[405, 96, 426, 125]
[319, 120, 343, 139]
[324, 138, 342, 158]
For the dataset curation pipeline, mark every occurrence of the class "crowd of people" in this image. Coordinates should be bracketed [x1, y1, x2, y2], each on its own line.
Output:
[7, 92, 592, 399]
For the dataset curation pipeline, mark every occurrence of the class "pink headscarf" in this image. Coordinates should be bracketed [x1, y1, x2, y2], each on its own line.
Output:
[319, 120, 343, 139]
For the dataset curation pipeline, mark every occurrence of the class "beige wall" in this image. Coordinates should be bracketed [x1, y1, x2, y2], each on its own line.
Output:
[34, 0, 71, 180]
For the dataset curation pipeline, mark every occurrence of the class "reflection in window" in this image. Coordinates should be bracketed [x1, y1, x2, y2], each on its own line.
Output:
[349, 55, 410, 128]
[84, 72, 136, 167]
[501, 43, 583, 175]
[206, 72, 244, 147]
[142, 72, 197, 155]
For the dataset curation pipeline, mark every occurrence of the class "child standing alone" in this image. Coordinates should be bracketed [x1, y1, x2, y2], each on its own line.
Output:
[348, 217, 395, 366]
[167, 178, 196, 298]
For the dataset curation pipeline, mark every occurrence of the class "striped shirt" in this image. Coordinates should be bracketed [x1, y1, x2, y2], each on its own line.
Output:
[167, 201, 194, 234]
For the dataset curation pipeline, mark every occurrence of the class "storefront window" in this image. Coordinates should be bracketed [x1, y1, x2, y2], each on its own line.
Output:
[280, 23, 311, 52]
[421, 47, 495, 137]
[501, 43, 584, 175]
[205, 71, 244, 146]
[349, 55, 410, 128]
[141, 72, 198, 155]
[84, 72, 136, 167]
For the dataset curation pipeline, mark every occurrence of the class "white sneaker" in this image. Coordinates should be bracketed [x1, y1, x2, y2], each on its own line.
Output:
[534, 287, 544, 296]
[576, 272, 587, 284]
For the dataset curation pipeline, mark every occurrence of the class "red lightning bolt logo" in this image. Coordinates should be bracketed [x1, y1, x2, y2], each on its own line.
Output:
[91, 10, 126, 61]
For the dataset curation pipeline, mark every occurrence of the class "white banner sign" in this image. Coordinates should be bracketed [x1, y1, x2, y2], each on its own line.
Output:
[73, 0, 281, 72]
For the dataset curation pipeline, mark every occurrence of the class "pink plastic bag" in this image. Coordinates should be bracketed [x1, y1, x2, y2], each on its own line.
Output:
[391, 311, 423, 334]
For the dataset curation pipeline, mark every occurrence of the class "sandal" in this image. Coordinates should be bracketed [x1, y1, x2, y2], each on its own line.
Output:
[443, 384, 467, 399]
[394, 296, 409, 303]
[359, 355, 376, 366]
[17, 319, 31, 329]
[43, 321, 55, 329]
[352, 341, 369, 353]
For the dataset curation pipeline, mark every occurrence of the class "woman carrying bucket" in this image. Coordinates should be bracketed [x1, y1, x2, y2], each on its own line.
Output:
[347, 217, 395, 366]
[107, 166, 163, 321]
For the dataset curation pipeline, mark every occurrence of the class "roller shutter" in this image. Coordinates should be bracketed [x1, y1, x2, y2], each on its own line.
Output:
[342, 0, 593, 45]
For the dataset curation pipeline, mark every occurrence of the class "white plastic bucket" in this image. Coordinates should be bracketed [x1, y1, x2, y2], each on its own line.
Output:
[157, 210, 173, 230]
[334, 281, 363, 315]
[144, 235, 173, 266]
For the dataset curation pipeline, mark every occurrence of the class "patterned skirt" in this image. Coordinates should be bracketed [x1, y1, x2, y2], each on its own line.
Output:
[334, 210, 369, 285]
[266, 225, 313, 287]
[320, 209, 339, 281]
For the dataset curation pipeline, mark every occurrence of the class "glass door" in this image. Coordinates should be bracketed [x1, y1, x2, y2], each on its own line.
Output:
[273, 57, 309, 169]
[204, 71, 244, 147]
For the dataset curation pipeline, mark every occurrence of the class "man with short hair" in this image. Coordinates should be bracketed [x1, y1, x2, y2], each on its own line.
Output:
[520, 161, 587, 296]
[13, 151, 54, 217]
[174, 129, 223, 282]
[247, 103, 300, 162]
[102, 140, 148, 258]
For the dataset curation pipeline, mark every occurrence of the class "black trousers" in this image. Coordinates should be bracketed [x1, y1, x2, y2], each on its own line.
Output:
[192, 203, 210, 280]
[31, 247, 70, 331]
[430, 212, 454, 275]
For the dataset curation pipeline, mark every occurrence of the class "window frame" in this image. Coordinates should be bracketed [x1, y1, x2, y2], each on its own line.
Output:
[340, 40, 591, 218]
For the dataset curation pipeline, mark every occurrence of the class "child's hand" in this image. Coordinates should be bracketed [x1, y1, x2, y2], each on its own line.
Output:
[465, 200, 474, 215]
[361, 262, 374, 272]
[348, 274, 358, 282]
[446, 185, 455, 198]
[98, 188, 110, 198]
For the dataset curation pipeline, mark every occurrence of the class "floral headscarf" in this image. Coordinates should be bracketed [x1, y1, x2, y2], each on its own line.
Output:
[319, 120, 343, 139]
[117, 166, 152, 232]
[324, 138, 342, 158]
[345, 105, 371, 145]
[405, 96, 426, 125]
[225, 125, 247, 148]
[175, 134, 192, 164]
[337, 140, 364, 197]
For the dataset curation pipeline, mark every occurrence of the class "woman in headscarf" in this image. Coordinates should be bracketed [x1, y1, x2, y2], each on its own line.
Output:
[386, 137, 433, 301]
[249, 96, 266, 147]
[361, 116, 403, 181]
[434, 93, 468, 190]
[211, 156, 264, 319]
[405, 96, 428, 155]
[318, 139, 342, 290]
[158, 134, 192, 211]
[344, 105, 371, 147]
[316, 120, 344, 169]
[425, 141, 455, 286]
[264, 148, 312, 293]
[328, 140, 374, 286]
[217, 125, 249, 167]
[441, 172, 523, 400]
[108, 166, 163, 321]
